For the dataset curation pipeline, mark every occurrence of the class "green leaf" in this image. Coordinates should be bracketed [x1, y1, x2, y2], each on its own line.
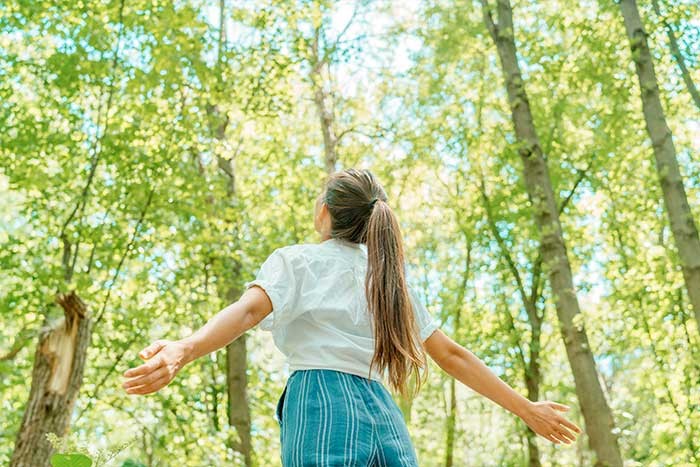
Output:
[50, 453, 93, 467]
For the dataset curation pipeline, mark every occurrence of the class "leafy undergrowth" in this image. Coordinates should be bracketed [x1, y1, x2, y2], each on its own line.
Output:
[46, 432, 141, 467]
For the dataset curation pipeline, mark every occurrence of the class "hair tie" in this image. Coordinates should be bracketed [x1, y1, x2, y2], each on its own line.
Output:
[368, 197, 379, 209]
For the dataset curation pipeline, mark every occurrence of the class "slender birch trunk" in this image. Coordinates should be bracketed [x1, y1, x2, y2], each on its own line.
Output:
[619, 0, 700, 332]
[208, 4, 252, 463]
[479, 1, 623, 465]
[444, 240, 472, 467]
[226, 323, 252, 466]
[310, 27, 339, 175]
[208, 107, 252, 464]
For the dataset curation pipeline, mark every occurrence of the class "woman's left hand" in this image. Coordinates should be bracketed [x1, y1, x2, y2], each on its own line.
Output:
[520, 400, 583, 444]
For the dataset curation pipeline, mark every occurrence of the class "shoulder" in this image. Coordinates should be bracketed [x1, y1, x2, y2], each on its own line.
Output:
[273, 241, 355, 273]
[271, 242, 319, 265]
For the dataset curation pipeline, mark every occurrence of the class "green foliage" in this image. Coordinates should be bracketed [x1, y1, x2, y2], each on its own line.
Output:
[51, 453, 93, 467]
[46, 431, 135, 467]
[2, 0, 699, 465]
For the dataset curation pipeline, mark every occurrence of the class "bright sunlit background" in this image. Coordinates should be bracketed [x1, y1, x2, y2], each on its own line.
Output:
[1, 0, 699, 466]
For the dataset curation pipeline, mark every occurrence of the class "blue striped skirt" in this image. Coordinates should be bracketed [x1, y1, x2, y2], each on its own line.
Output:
[274, 369, 420, 466]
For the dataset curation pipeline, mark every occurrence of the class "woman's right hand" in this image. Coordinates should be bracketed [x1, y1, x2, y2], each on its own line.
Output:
[121, 339, 189, 396]
[520, 400, 583, 444]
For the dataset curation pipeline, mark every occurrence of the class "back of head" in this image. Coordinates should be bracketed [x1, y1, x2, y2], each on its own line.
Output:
[322, 168, 428, 397]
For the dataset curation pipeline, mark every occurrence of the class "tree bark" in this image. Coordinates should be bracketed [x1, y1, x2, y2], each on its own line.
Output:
[226, 334, 251, 466]
[619, 0, 700, 332]
[207, 104, 253, 466]
[207, 4, 253, 463]
[444, 377, 457, 467]
[444, 240, 471, 467]
[206, 118, 253, 465]
[215, 124, 253, 466]
[480, 1, 623, 465]
[10, 292, 92, 467]
[310, 26, 338, 175]
[523, 310, 542, 467]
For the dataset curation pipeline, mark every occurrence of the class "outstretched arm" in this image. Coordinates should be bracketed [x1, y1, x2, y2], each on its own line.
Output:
[179, 286, 272, 364]
[121, 286, 273, 395]
[424, 329, 582, 445]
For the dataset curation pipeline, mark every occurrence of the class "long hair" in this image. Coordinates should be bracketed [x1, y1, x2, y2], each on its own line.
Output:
[322, 168, 428, 398]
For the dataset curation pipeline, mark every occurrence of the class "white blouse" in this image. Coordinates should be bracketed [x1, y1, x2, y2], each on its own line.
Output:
[244, 237, 440, 383]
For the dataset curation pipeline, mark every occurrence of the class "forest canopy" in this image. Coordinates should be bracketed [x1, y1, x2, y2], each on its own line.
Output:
[1, 0, 699, 466]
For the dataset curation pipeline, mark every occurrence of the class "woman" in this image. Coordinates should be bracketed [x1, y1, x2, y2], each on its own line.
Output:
[122, 168, 582, 465]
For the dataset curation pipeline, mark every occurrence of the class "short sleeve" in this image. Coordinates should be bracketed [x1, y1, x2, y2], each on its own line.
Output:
[407, 284, 439, 342]
[244, 248, 300, 332]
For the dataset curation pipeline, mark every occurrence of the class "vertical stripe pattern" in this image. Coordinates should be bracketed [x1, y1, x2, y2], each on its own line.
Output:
[275, 369, 419, 466]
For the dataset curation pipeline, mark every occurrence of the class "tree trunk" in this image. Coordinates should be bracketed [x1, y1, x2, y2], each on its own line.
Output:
[619, 0, 700, 332]
[217, 141, 252, 466]
[227, 334, 251, 466]
[207, 103, 253, 465]
[524, 318, 543, 467]
[444, 240, 471, 467]
[310, 27, 338, 175]
[480, 1, 623, 465]
[444, 377, 457, 467]
[10, 292, 92, 467]
[208, 5, 253, 461]
[313, 83, 338, 174]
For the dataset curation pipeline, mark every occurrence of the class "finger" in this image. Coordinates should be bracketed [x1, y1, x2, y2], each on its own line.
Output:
[123, 357, 163, 378]
[557, 417, 583, 435]
[139, 340, 167, 360]
[123, 365, 168, 391]
[549, 401, 570, 412]
[122, 359, 160, 378]
[549, 431, 568, 444]
[558, 425, 578, 442]
[551, 430, 572, 444]
[554, 427, 576, 443]
[126, 373, 171, 395]
[538, 430, 558, 444]
[127, 374, 170, 395]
